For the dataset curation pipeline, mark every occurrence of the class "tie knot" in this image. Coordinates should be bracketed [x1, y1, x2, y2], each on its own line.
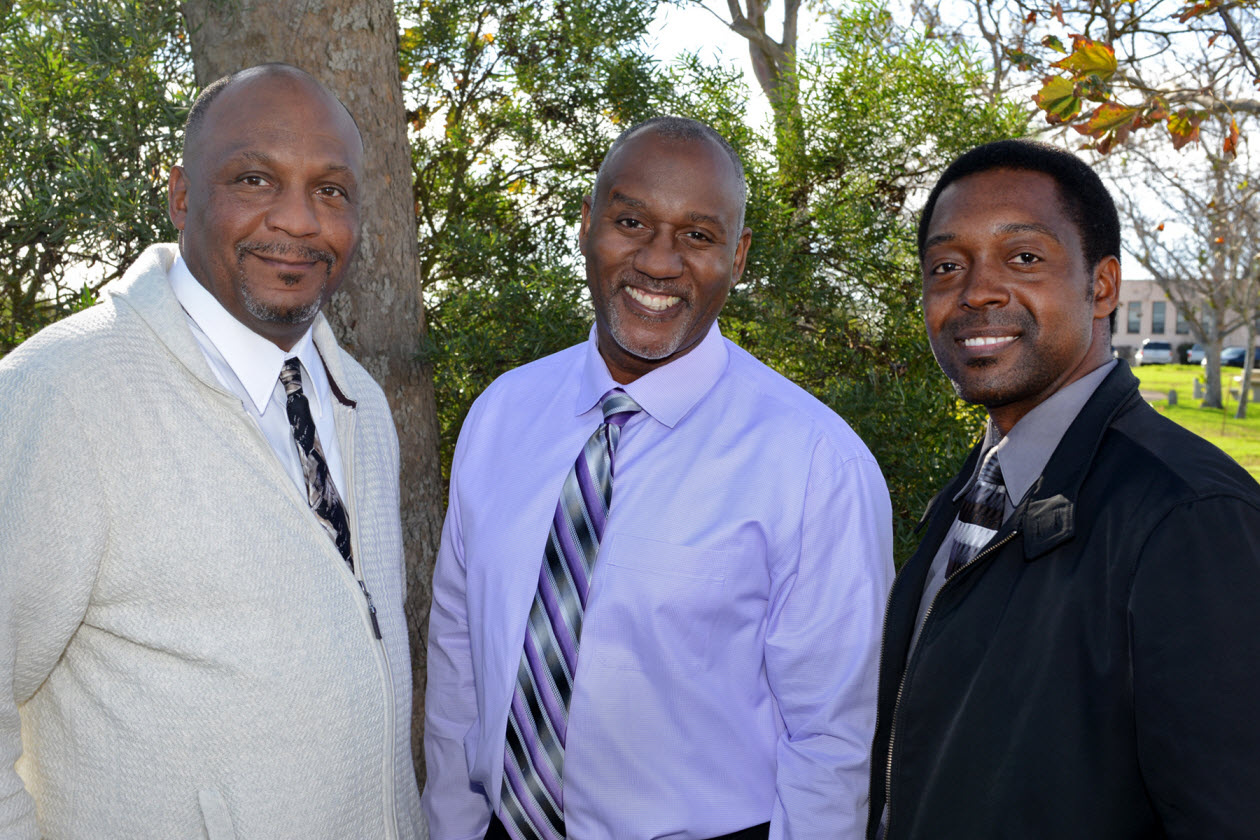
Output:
[280, 357, 302, 385]
[977, 447, 1003, 488]
[600, 389, 642, 428]
[279, 358, 305, 398]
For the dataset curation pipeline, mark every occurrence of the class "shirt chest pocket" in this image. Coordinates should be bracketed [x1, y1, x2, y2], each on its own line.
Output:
[582, 533, 734, 676]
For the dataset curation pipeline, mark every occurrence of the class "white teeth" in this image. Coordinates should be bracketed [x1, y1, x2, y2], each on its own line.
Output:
[625, 286, 681, 312]
[962, 335, 1016, 348]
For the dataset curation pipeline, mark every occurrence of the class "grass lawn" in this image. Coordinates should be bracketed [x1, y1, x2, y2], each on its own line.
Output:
[1130, 363, 1260, 480]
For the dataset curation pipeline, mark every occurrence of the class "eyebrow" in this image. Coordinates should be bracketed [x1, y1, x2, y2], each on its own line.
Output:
[608, 192, 724, 228]
[924, 221, 1062, 250]
[609, 191, 646, 210]
[234, 149, 356, 178]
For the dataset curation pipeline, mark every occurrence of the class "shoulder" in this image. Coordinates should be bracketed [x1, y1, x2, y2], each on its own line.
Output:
[0, 295, 139, 398]
[1102, 399, 1260, 506]
[463, 342, 586, 424]
[720, 339, 878, 465]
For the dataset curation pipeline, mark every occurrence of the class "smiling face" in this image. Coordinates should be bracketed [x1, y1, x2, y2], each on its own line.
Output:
[580, 130, 751, 383]
[921, 168, 1119, 434]
[168, 68, 363, 350]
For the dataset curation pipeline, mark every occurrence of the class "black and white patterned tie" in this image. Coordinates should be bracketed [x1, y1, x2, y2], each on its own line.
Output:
[280, 357, 354, 570]
[944, 447, 1007, 577]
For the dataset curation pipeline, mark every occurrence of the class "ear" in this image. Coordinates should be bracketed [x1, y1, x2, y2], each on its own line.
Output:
[731, 227, 753, 286]
[168, 165, 189, 232]
[1091, 255, 1121, 321]
[578, 195, 593, 256]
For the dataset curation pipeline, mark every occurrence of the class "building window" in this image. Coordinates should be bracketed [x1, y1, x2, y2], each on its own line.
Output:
[1152, 301, 1166, 334]
[1128, 301, 1142, 334]
[1176, 307, 1191, 334]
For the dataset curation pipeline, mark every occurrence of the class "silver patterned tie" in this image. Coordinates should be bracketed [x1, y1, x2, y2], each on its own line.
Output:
[944, 447, 1007, 577]
[497, 389, 642, 840]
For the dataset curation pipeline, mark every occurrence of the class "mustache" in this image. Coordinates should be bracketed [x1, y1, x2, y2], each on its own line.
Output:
[940, 311, 1034, 338]
[618, 271, 685, 299]
[236, 240, 335, 268]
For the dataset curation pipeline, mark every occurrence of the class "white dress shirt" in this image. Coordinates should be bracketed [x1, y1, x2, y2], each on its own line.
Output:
[424, 323, 894, 839]
[169, 256, 346, 498]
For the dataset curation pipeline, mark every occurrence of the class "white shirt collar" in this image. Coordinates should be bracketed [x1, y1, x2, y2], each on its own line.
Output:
[169, 256, 327, 418]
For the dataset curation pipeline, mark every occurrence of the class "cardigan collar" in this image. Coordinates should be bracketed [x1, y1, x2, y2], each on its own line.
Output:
[102, 244, 358, 407]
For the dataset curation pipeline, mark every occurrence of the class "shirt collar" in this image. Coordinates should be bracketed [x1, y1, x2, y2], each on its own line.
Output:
[954, 359, 1118, 506]
[169, 255, 326, 417]
[575, 321, 729, 428]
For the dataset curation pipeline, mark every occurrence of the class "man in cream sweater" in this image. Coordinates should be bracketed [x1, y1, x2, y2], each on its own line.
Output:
[0, 64, 423, 839]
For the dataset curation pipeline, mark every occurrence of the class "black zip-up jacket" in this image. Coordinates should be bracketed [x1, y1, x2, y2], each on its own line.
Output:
[869, 363, 1260, 839]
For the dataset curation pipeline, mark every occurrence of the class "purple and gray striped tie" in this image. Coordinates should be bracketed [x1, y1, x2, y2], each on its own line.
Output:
[497, 389, 642, 840]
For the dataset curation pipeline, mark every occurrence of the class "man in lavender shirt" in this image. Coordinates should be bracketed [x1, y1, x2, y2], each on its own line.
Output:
[422, 116, 894, 840]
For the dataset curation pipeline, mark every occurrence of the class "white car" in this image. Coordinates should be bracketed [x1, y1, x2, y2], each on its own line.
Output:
[1186, 343, 1205, 364]
[1135, 339, 1174, 366]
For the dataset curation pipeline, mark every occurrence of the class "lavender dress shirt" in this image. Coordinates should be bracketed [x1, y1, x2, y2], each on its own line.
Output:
[423, 323, 894, 840]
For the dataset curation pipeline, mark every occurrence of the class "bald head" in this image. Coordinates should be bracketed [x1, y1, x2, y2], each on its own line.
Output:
[594, 116, 747, 229]
[182, 63, 362, 170]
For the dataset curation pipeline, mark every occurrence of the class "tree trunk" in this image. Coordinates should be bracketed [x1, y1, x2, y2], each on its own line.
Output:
[181, 0, 443, 786]
[1235, 328, 1256, 419]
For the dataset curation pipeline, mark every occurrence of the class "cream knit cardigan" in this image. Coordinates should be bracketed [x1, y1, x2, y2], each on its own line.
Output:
[0, 245, 425, 839]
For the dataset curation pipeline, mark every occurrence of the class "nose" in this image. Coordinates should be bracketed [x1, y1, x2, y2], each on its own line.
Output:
[959, 262, 1010, 310]
[265, 186, 320, 238]
[631, 230, 684, 279]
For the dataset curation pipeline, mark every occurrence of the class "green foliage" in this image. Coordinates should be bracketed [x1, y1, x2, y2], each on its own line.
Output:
[400, 0, 672, 471]
[0, 0, 192, 356]
[667, 5, 1024, 561]
[4, 0, 1027, 562]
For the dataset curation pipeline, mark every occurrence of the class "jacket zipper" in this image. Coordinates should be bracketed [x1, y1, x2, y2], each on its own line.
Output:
[338, 409, 399, 840]
[880, 530, 1019, 839]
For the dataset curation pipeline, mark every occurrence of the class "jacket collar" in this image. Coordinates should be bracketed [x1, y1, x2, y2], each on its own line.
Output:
[1010, 362, 1142, 559]
[103, 244, 357, 407]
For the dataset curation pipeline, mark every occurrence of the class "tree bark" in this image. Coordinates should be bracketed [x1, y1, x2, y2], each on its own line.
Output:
[181, 0, 443, 785]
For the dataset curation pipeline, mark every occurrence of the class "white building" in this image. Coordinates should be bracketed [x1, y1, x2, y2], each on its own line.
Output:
[1114, 278, 1259, 360]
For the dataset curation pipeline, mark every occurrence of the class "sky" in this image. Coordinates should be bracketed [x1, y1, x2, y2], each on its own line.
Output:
[647, 0, 831, 128]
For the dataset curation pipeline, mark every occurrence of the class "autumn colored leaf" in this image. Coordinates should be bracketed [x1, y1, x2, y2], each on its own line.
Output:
[1073, 103, 1140, 137]
[1042, 34, 1067, 53]
[1052, 2, 1065, 24]
[1224, 118, 1240, 159]
[1215, 236, 1225, 244]
[1034, 76, 1081, 123]
[1097, 130, 1128, 154]
[1052, 37, 1117, 80]
[1144, 98, 1170, 124]
[1178, 0, 1220, 23]
[1025, 10, 1038, 23]
[1167, 109, 1203, 150]
[1157, 223, 1165, 231]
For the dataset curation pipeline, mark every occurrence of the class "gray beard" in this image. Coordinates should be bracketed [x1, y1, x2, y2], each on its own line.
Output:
[238, 274, 327, 326]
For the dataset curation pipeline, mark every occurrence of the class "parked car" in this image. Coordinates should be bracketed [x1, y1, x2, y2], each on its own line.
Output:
[1207, 345, 1260, 368]
[1135, 339, 1174, 366]
[1185, 343, 1205, 364]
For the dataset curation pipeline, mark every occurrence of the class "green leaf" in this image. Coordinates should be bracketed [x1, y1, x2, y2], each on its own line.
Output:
[1033, 75, 1081, 123]
[1041, 34, 1066, 54]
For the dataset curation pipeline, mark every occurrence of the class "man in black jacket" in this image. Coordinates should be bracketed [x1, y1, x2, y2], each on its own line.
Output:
[868, 139, 1260, 839]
